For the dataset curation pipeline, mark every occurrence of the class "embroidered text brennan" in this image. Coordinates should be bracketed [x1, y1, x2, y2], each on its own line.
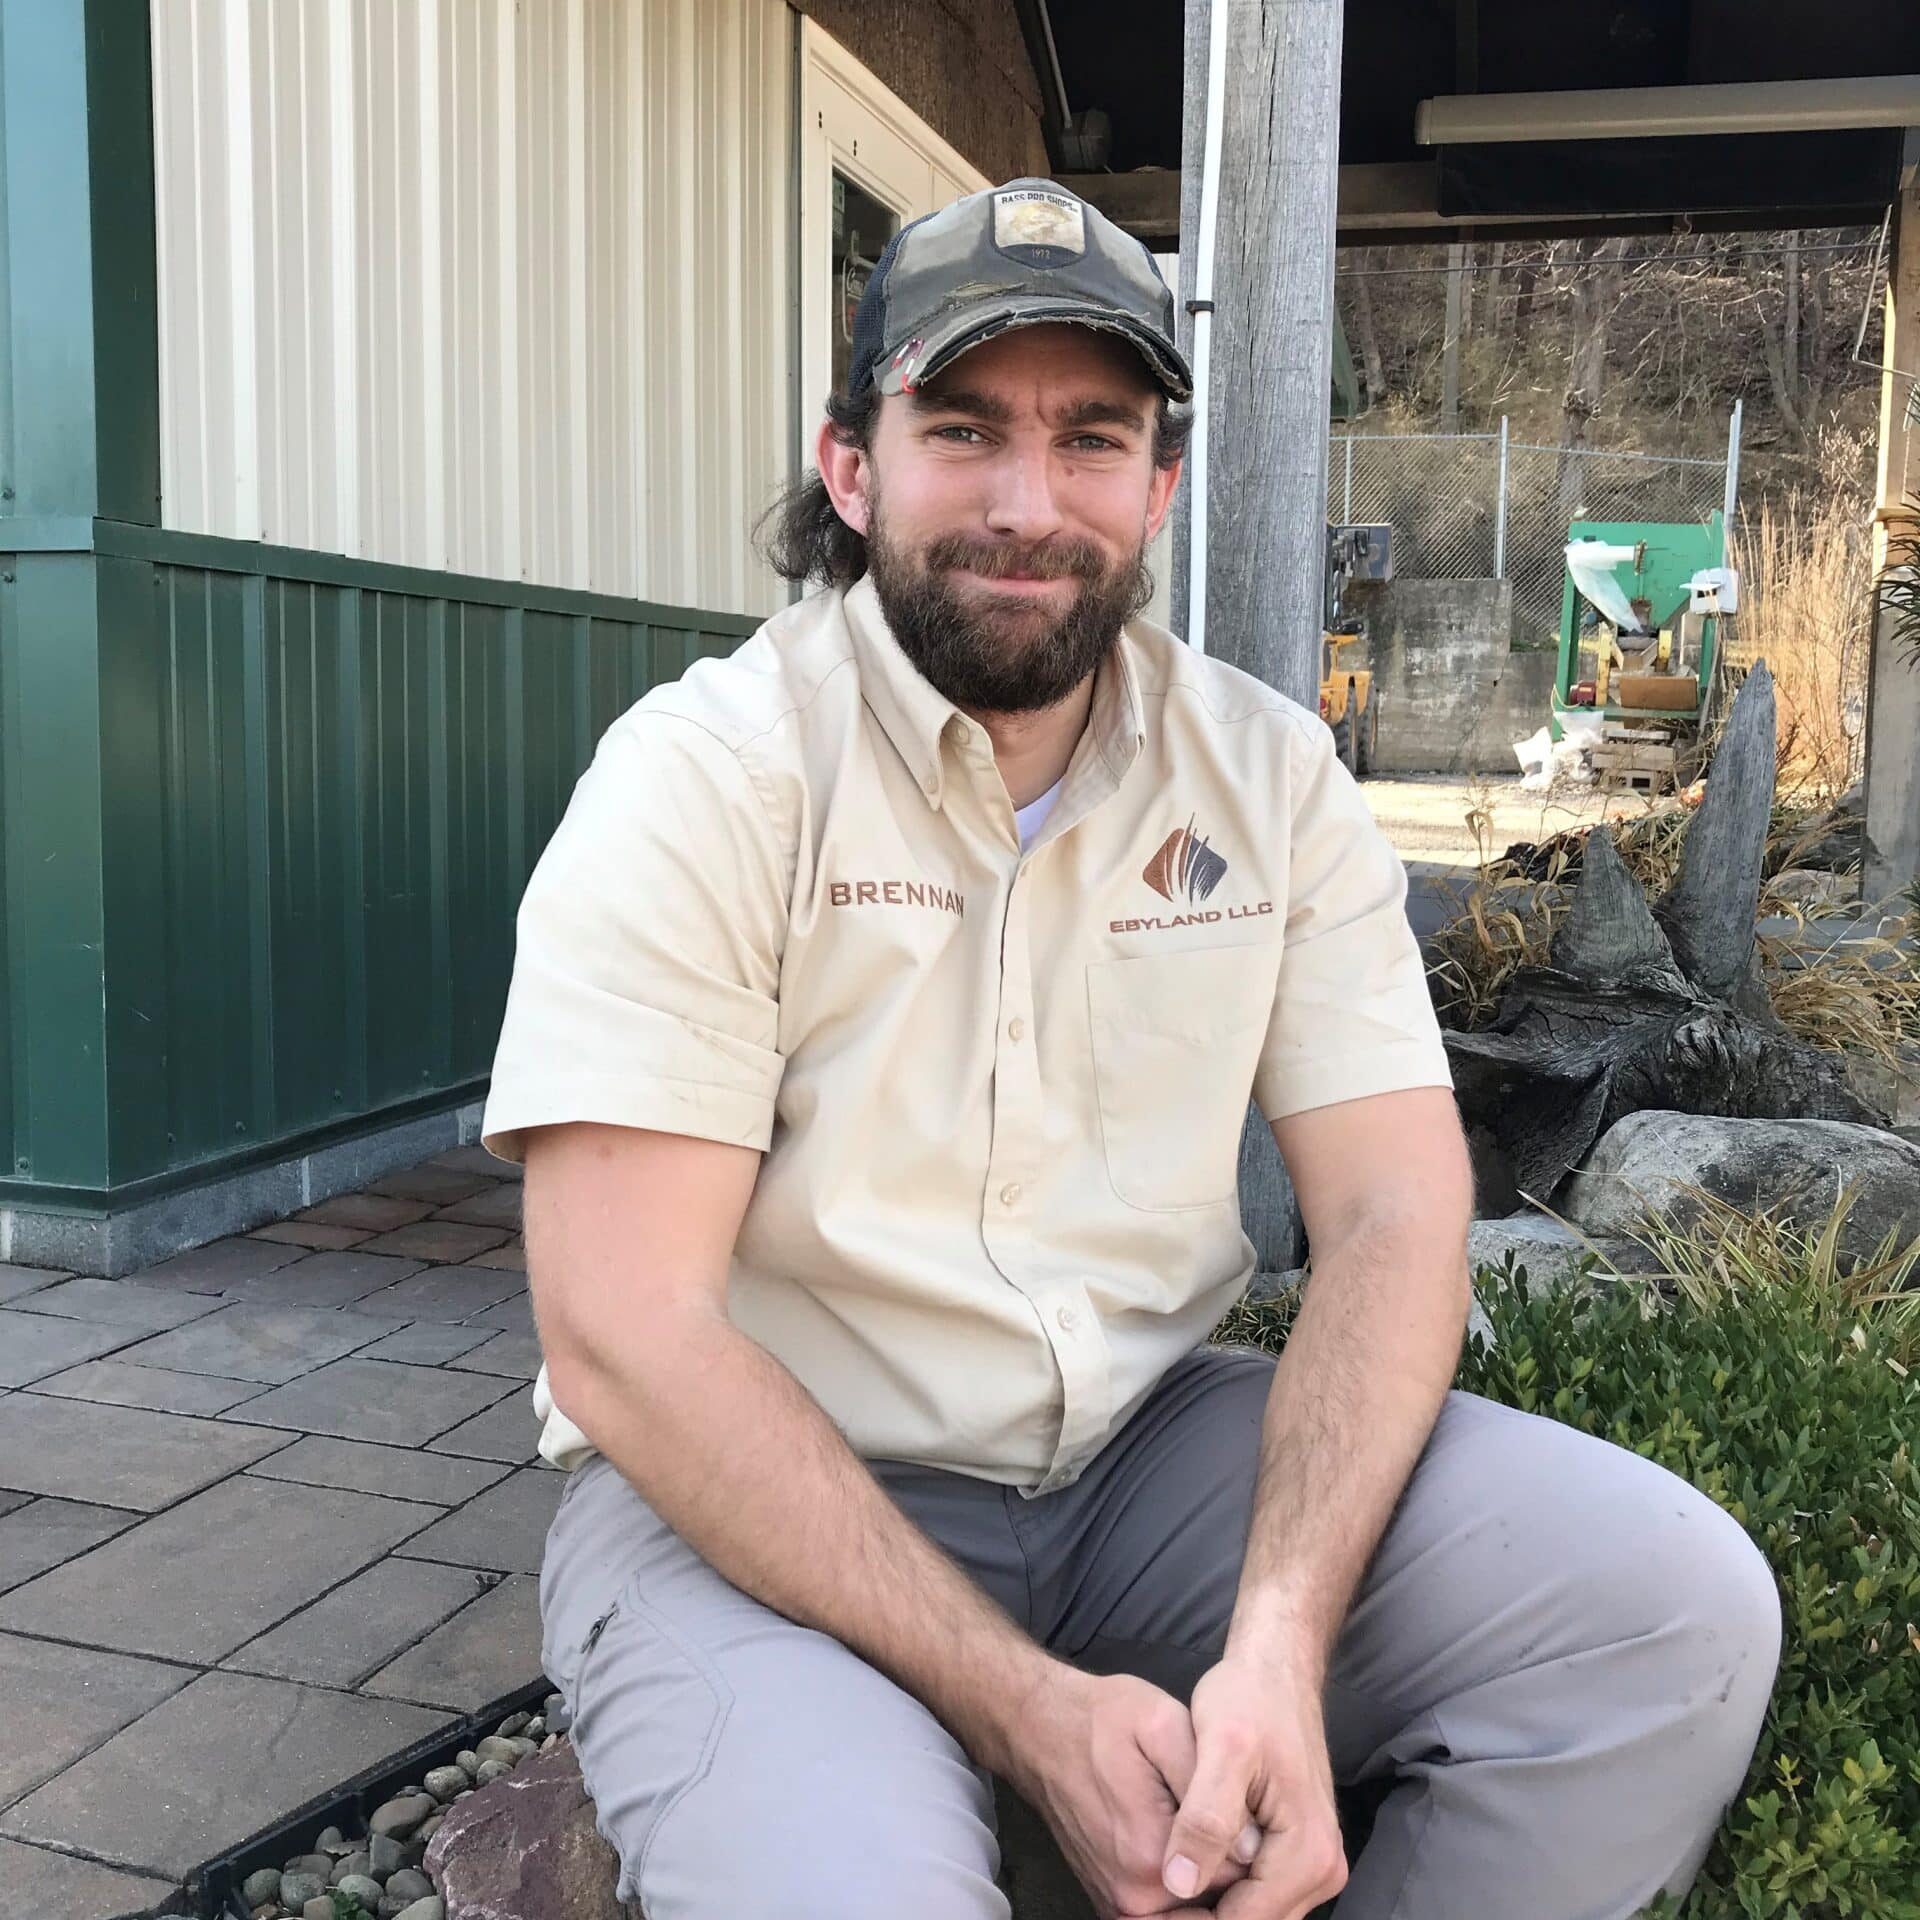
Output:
[830, 879, 966, 916]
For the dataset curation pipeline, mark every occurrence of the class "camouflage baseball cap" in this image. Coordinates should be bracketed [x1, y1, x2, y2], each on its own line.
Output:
[847, 178, 1192, 405]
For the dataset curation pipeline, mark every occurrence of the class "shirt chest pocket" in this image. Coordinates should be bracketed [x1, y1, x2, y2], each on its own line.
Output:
[1085, 945, 1277, 1212]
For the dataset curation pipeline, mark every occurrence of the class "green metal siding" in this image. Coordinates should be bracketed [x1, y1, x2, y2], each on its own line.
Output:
[0, 530, 758, 1211]
[2, 556, 115, 1194]
[265, 580, 358, 1132]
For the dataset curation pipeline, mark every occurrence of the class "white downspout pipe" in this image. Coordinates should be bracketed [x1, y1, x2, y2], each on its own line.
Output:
[1186, 0, 1231, 657]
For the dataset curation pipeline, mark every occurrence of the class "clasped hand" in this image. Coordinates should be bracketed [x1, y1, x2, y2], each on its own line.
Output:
[1021, 1656, 1350, 1919]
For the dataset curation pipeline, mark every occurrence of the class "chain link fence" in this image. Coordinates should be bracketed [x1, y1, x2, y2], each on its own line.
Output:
[1327, 421, 1734, 650]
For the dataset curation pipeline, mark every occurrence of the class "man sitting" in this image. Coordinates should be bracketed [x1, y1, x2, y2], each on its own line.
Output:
[481, 177, 1781, 1920]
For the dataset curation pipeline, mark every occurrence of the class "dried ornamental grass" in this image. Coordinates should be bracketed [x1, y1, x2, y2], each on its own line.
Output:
[1760, 928, 1920, 1062]
[1425, 795, 1913, 1057]
[1728, 469, 1875, 802]
[1537, 1180, 1920, 1366]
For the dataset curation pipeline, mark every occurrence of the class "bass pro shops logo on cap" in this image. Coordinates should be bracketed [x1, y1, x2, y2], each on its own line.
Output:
[992, 188, 1087, 269]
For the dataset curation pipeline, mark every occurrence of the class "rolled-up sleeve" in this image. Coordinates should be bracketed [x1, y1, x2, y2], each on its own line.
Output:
[481, 711, 788, 1163]
[1252, 722, 1454, 1122]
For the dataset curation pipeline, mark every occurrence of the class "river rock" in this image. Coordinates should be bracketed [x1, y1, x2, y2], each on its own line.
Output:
[475, 1757, 515, 1785]
[332, 1850, 372, 1884]
[303, 1898, 337, 1920]
[242, 1867, 282, 1906]
[337, 1872, 385, 1907]
[1565, 1110, 1920, 1270]
[473, 1735, 523, 1767]
[316, 1825, 355, 1857]
[371, 1792, 438, 1840]
[456, 1749, 482, 1778]
[393, 1899, 446, 1920]
[368, 1832, 408, 1875]
[424, 1765, 470, 1804]
[496, 1711, 532, 1738]
[385, 1868, 434, 1904]
[279, 1869, 328, 1909]
[287, 1853, 335, 1879]
[426, 1744, 638, 1919]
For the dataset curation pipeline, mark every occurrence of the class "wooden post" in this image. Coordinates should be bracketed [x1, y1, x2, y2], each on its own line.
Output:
[1171, 0, 1343, 714]
[1172, 0, 1344, 1276]
[1863, 136, 1920, 905]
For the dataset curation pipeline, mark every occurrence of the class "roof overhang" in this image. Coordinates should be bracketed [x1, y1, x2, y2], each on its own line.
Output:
[1039, 1, 1920, 245]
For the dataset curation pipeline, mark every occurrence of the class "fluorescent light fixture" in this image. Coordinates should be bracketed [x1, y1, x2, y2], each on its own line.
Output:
[1416, 75, 1920, 146]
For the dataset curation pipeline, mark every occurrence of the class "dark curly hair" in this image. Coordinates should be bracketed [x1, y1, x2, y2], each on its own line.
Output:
[755, 384, 1192, 590]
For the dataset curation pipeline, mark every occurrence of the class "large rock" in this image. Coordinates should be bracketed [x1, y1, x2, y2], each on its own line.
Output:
[1470, 1214, 1612, 1286]
[422, 1745, 1093, 1919]
[425, 1742, 1347, 1919]
[425, 1745, 637, 1920]
[1243, 1216, 1643, 1355]
[1844, 1044, 1920, 1129]
[1564, 1110, 1920, 1268]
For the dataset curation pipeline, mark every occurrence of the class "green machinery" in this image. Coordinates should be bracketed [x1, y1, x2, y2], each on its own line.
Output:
[1548, 516, 1735, 765]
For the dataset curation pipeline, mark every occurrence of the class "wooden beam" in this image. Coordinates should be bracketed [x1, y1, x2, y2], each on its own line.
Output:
[1066, 161, 1448, 241]
[1056, 168, 1181, 240]
[1863, 132, 1920, 903]
[1070, 159, 1891, 250]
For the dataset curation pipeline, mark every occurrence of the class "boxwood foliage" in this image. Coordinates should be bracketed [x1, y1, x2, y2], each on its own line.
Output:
[1220, 1252, 1920, 1919]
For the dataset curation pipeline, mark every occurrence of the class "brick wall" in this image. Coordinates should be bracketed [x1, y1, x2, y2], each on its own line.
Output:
[794, 0, 1051, 185]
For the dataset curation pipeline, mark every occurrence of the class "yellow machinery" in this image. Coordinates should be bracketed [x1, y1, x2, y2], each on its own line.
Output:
[1319, 524, 1391, 777]
[1321, 632, 1376, 776]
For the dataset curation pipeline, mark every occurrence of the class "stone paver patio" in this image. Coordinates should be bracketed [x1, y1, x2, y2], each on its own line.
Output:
[0, 1146, 557, 1916]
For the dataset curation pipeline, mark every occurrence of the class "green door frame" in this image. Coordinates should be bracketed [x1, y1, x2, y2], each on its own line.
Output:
[0, 0, 161, 1196]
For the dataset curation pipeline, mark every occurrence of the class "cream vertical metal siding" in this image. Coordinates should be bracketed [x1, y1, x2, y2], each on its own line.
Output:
[152, 0, 795, 616]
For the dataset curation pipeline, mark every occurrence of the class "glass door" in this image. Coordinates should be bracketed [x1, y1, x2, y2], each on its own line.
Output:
[831, 172, 900, 400]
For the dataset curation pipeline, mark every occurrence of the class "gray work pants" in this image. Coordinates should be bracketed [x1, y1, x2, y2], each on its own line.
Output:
[540, 1346, 1782, 1919]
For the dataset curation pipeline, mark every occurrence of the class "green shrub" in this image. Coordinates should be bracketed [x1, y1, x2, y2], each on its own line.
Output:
[1220, 1232, 1920, 1920]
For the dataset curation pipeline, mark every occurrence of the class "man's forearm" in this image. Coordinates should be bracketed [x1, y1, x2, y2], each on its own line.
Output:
[1226, 1211, 1470, 1681]
[549, 1303, 1059, 1782]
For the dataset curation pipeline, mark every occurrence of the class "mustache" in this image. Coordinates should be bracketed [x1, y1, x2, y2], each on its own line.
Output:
[921, 533, 1107, 582]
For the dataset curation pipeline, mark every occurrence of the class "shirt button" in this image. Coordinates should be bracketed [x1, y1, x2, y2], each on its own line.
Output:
[1007, 1017, 1026, 1041]
[1056, 1305, 1079, 1332]
[999, 1182, 1021, 1207]
[923, 772, 938, 794]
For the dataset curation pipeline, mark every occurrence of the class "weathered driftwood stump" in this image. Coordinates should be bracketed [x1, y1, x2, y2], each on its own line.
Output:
[1444, 662, 1886, 1206]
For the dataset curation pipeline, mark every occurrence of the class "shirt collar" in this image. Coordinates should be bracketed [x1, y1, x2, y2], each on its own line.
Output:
[841, 574, 1147, 813]
[842, 576, 959, 806]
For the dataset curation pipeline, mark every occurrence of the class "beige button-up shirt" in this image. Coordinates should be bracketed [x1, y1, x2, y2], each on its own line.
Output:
[482, 577, 1452, 1492]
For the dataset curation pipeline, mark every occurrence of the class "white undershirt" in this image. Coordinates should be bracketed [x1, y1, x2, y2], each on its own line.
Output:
[1013, 775, 1066, 852]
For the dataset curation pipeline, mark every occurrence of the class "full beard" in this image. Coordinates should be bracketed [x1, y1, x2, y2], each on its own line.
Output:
[865, 499, 1154, 714]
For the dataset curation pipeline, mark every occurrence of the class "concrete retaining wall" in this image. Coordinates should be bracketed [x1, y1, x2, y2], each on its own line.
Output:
[1354, 578, 1557, 775]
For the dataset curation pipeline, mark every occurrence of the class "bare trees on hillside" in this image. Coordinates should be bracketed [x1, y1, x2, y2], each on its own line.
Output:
[1335, 227, 1886, 502]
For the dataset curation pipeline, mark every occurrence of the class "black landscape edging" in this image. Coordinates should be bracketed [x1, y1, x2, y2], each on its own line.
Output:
[186, 1674, 554, 1919]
